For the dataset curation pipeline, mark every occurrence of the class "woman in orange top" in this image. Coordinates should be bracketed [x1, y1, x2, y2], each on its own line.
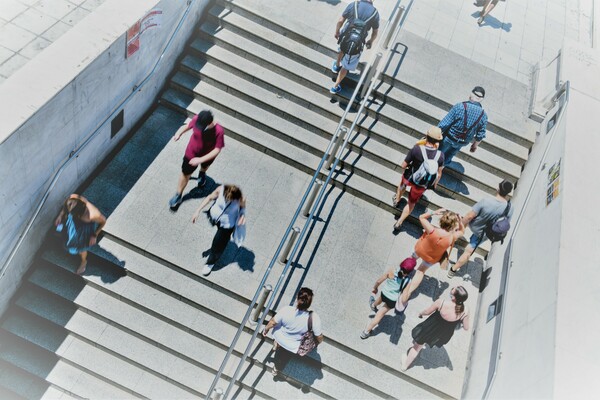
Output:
[399, 210, 464, 306]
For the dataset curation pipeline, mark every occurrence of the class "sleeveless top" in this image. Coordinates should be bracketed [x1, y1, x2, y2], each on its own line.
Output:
[380, 266, 411, 301]
[411, 300, 465, 347]
[209, 186, 242, 229]
[414, 228, 454, 264]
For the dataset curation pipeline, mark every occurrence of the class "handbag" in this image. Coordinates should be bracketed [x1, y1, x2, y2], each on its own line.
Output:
[297, 311, 318, 356]
[204, 201, 231, 227]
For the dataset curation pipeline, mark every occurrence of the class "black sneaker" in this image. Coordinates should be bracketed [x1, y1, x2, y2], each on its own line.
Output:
[197, 173, 207, 187]
[169, 193, 182, 208]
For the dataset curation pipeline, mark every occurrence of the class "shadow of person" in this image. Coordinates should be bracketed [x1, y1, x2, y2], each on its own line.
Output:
[406, 274, 450, 304]
[271, 348, 325, 390]
[412, 345, 454, 371]
[85, 252, 127, 283]
[211, 243, 256, 273]
[181, 176, 220, 202]
[471, 11, 512, 32]
[368, 312, 406, 345]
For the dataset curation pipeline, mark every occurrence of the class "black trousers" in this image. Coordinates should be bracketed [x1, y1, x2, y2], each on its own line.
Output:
[207, 225, 234, 264]
[274, 345, 294, 372]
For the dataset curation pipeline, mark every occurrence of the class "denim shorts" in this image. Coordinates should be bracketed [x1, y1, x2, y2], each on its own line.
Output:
[469, 233, 486, 249]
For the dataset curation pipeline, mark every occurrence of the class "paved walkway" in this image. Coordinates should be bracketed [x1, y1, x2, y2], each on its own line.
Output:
[401, 0, 595, 83]
[0, 0, 108, 84]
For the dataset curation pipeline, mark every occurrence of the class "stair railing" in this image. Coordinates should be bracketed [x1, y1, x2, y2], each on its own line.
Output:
[0, 0, 200, 281]
[206, 1, 414, 398]
[482, 80, 569, 398]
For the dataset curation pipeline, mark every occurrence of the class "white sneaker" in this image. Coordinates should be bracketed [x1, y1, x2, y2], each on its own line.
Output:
[202, 264, 214, 276]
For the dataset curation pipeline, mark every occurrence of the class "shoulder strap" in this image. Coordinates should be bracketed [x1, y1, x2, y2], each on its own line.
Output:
[307, 311, 313, 332]
[354, 0, 359, 18]
[501, 201, 511, 218]
[419, 145, 429, 160]
[214, 202, 232, 224]
[364, 8, 378, 23]
[462, 102, 485, 134]
[420, 145, 441, 164]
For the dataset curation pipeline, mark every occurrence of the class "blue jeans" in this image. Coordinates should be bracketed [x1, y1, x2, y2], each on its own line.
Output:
[439, 136, 466, 166]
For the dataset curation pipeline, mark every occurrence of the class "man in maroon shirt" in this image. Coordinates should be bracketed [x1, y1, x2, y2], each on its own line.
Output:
[169, 110, 225, 209]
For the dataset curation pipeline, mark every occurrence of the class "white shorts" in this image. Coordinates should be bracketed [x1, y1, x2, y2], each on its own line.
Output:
[341, 53, 361, 71]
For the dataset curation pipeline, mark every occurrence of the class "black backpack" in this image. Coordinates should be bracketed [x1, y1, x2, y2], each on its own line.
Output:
[484, 202, 511, 244]
[339, 2, 378, 56]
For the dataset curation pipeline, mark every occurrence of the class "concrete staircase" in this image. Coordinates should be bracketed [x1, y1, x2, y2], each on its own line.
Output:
[0, 0, 535, 398]
[160, 0, 533, 254]
[0, 234, 444, 399]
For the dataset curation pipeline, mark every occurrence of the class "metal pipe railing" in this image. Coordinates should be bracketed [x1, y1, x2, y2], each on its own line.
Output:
[0, 0, 200, 281]
[206, 1, 411, 398]
[482, 81, 570, 398]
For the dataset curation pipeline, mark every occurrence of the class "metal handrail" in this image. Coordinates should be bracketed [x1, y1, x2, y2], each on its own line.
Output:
[206, 1, 413, 397]
[482, 80, 570, 398]
[0, 0, 199, 280]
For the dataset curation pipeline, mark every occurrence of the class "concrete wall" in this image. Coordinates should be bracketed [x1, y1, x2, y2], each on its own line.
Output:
[464, 41, 600, 399]
[0, 0, 211, 314]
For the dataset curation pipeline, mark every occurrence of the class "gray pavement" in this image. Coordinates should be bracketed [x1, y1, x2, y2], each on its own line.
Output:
[83, 105, 483, 397]
[401, 0, 594, 84]
[0, 0, 107, 84]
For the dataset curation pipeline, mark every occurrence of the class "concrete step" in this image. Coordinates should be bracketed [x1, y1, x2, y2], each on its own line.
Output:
[160, 88, 490, 255]
[3, 308, 205, 400]
[169, 64, 502, 205]
[36, 246, 384, 400]
[191, 26, 522, 182]
[11, 286, 269, 400]
[41, 236, 447, 399]
[206, 4, 529, 167]
[216, 0, 535, 148]
[182, 38, 518, 192]
[207, 5, 332, 77]
[217, 0, 337, 59]
[0, 359, 50, 400]
[95, 236, 451, 399]
[0, 330, 133, 399]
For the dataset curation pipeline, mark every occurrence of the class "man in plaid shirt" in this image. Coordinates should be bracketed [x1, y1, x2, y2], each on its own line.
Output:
[437, 86, 488, 166]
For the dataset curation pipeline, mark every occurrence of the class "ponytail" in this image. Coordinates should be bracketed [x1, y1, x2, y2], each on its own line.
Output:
[453, 286, 468, 315]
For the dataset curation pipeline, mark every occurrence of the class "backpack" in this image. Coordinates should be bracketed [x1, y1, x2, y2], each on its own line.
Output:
[484, 202, 511, 243]
[339, 1, 378, 56]
[409, 146, 441, 189]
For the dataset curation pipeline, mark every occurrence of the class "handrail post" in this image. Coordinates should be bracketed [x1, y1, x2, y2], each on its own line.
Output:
[302, 180, 323, 217]
[278, 228, 301, 264]
[359, 52, 383, 100]
[211, 388, 224, 400]
[250, 284, 273, 323]
[382, 5, 404, 50]
[325, 127, 348, 170]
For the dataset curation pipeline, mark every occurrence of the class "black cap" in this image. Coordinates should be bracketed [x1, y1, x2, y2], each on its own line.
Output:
[195, 110, 214, 130]
[472, 86, 485, 98]
[498, 180, 513, 196]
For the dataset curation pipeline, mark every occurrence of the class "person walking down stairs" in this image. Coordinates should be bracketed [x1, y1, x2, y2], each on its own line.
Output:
[191, 184, 246, 276]
[54, 194, 106, 275]
[360, 257, 417, 339]
[401, 286, 470, 371]
[330, 0, 379, 94]
[263, 288, 324, 377]
[399, 210, 465, 306]
[169, 110, 225, 209]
